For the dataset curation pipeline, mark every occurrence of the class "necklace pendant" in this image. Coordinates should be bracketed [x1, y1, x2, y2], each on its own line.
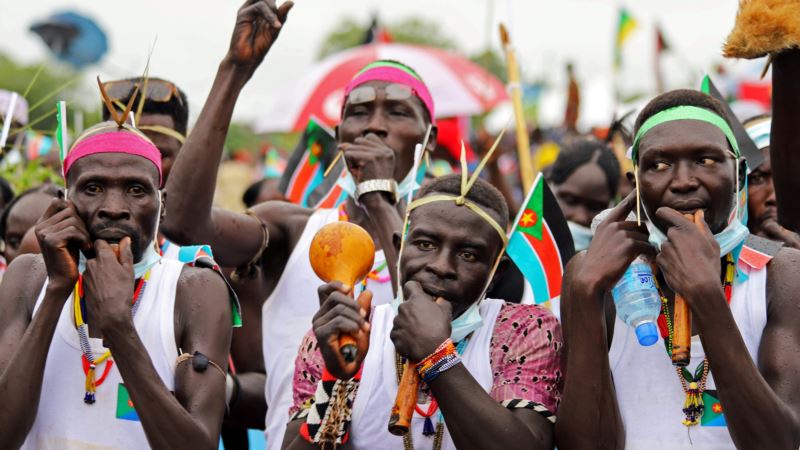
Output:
[681, 385, 705, 427]
[422, 417, 436, 436]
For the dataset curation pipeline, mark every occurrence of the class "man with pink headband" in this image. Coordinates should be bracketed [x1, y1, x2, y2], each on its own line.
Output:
[160, 1, 437, 447]
[0, 122, 237, 449]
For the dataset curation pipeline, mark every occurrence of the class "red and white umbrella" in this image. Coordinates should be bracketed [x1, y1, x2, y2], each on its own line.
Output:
[256, 43, 508, 133]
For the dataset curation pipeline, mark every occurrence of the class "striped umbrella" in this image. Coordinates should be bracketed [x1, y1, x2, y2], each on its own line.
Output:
[255, 43, 508, 133]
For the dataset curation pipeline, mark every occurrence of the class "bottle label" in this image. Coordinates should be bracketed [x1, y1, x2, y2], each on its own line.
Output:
[632, 271, 656, 289]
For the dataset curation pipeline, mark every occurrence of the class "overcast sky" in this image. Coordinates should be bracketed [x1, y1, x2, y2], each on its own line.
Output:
[1, 0, 758, 128]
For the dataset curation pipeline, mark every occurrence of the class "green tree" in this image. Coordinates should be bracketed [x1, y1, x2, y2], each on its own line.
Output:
[469, 49, 507, 84]
[0, 53, 96, 133]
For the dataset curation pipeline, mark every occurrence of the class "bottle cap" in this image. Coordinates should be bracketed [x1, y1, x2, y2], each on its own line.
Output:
[635, 321, 658, 346]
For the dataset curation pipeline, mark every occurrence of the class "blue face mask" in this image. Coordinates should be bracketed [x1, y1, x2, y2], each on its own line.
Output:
[391, 294, 483, 343]
[78, 239, 162, 279]
[336, 164, 419, 203]
[568, 221, 593, 252]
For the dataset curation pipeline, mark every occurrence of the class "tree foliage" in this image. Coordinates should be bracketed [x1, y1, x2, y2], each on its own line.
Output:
[0, 53, 101, 134]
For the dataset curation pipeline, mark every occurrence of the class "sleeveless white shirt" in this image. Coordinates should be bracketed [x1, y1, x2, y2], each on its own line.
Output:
[347, 299, 503, 450]
[21, 258, 183, 450]
[609, 265, 768, 449]
[262, 208, 394, 449]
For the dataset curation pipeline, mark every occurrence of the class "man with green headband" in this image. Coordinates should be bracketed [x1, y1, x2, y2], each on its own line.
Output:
[159, 1, 437, 447]
[557, 89, 800, 449]
[283, 174, 561, 450]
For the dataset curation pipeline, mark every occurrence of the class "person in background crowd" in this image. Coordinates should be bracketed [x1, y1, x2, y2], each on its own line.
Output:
[547, 138, 620, 251]
[743, 115, 800, 249]
[101, 77, 188, 183]
[0, 184, 60, 263]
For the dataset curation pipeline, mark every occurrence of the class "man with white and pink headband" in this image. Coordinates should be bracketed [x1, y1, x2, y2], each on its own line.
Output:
[159, 1, 440, 447]
[0, 122, 239, 449]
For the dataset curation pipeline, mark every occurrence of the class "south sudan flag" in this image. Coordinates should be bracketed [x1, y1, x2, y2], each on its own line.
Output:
[701, 390, 727, 427]
[506, 173, 575, 304]
[279, 117, 337, 207]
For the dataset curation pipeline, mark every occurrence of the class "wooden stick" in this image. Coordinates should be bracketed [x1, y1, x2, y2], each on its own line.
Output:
[388, 360, 419, 436]
[499, 24, 535, 193]
[671, 211, 703, 366]
[110, 243, 121, 262]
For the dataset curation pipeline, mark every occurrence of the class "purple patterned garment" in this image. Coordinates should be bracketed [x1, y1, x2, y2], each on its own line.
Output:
[290, 302, 563, 418]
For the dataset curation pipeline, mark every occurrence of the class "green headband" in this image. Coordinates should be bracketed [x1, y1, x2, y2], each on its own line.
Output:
[632, 105, 740, 164]
[354, 60, 421, 80]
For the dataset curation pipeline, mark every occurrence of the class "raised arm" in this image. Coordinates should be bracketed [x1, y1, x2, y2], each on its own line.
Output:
[162, 0, 293, 267]
[770, 50, 800, 233]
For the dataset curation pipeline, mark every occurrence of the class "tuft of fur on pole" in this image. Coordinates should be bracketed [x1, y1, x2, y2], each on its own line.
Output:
[723, 0, 800, 59]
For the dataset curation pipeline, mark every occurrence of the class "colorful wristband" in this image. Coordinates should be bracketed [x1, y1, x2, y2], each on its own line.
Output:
[416, 339, 461, 384]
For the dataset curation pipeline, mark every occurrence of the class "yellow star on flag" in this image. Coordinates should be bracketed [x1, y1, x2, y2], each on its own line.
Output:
[519, 209, 537, 228]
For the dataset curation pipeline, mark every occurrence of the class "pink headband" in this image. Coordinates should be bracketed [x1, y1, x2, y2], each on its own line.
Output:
[343, 67, 435, 120]
[63, 131, 163, 186]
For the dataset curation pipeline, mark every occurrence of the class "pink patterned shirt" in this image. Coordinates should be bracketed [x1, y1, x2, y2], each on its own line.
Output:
[290, 302, 563, 419]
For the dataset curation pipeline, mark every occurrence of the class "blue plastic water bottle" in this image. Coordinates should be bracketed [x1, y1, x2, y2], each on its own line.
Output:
[611, 256, 661, 346]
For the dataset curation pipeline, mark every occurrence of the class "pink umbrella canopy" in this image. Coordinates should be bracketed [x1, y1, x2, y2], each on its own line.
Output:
[256, 43, 508, 133]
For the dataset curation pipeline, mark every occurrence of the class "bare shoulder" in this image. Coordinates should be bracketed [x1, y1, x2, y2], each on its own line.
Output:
[766, 246, 800, 315]
[0, 254, 48, 312]
[175, 264, 232, 338]
[176, 264, 230, 311]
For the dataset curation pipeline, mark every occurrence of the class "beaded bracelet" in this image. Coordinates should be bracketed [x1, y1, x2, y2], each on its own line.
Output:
[416, 339, 461, 384]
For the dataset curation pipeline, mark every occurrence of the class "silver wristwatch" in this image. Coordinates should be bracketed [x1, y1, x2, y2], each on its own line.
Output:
[355, 179, 398, 204]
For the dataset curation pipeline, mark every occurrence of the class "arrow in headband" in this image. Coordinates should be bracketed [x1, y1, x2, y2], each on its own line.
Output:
[700, 75, 763, 171]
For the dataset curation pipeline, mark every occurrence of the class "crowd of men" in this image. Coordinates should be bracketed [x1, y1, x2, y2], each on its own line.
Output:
[1, 1, 800, 449]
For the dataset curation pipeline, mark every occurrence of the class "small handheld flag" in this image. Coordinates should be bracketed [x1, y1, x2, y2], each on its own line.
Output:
[506, 173, 575, 304]
[278, 117, 337, 207]
[56, 100, 68, 171]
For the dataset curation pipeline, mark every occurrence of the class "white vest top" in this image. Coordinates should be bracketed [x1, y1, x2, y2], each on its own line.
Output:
[609, 265, 768, 450]
[262, 208, 394, 449]
[348, 299, 503, 450]
[21, 258, 183, 450]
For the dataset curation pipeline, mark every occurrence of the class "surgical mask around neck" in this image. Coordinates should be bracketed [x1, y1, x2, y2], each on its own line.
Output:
[336, 164, 419, 203]
[391, 292, 483, 343]
[643, 188, 748, 257]
[568, 221, 593, 252]
[78, 240, 162, 279]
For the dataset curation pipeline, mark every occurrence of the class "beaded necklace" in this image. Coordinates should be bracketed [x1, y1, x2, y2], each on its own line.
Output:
[394, 338, 470, 450]
[655, 253, 735, 426]
[338, 203, 392, 286]
[73, 269, 151, 404]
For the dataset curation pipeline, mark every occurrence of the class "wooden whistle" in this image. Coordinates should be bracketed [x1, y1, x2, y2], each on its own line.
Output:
[671, 210, 704, 367]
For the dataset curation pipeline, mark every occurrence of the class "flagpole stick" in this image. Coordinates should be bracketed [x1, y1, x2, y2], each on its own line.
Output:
[499, 24, 534, 193]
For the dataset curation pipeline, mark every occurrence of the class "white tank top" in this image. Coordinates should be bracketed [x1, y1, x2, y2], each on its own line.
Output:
[609, 265, 767, 449]
[262, 208, 394, 449]
[21, 258, 183, 450]
[348, 299, 503, 450]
